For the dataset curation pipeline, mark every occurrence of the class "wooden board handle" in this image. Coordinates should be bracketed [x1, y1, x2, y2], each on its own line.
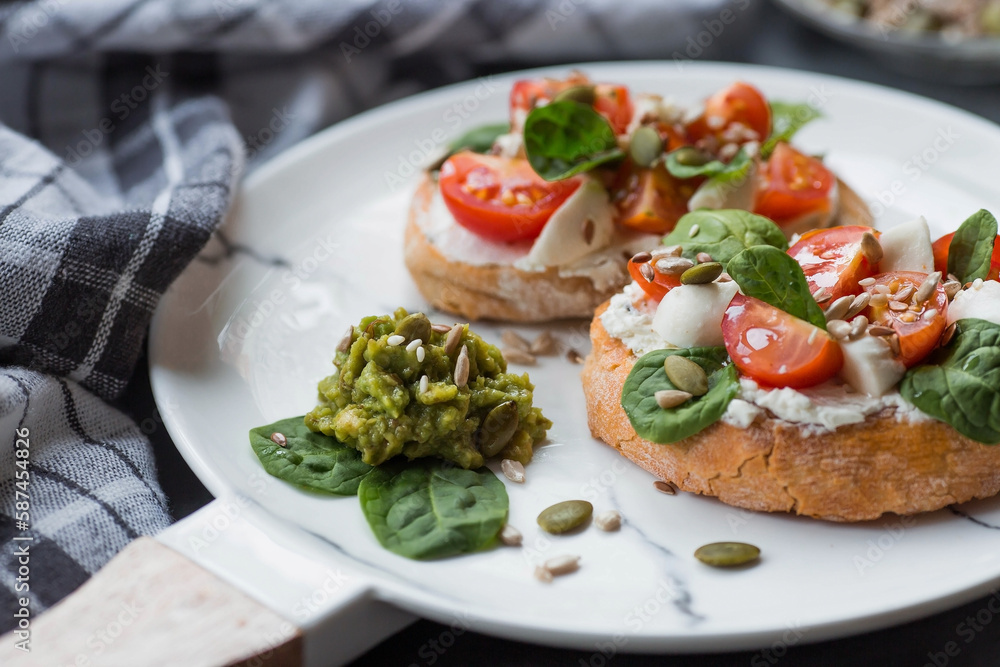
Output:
[0, 536, 302, 666]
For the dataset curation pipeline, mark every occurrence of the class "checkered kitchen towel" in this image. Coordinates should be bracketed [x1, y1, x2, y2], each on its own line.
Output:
[0, 0, 755, 630]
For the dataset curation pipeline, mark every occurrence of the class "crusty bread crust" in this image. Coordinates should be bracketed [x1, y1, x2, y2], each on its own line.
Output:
[582, 303, 1000, 522]
[405, 173, 873, 323]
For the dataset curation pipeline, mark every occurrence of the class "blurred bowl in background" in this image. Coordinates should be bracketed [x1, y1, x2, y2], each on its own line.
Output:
[772, 0, 1000, 84]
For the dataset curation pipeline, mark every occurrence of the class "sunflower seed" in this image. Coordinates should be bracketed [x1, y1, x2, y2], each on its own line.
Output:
[869, 293, 889, 308]
[688, 223, 700, 238]
[534, 566, 554, 583]
[639, 262, 655, 282]
[500, 524, 522, 546]
[696, 252, 713, 264]
[849, 315, 869, 340]
[654, 480, 676, 495]
[858, 277, 877, 287]
[594, 510, 622, 532]
[655, 389, 692, 409]
[860, 232, 883, 264]
[812, 287, 831, 304]
[824, 296, 853, 322]
[544, 555, 581, 576]
[504, 348, 537, 365]
[943, 280, 962, 300]
[827, 319, 851, 340]
[947, 273, 959, 283]
[888, 300, 908, 312]
[454, 345, 470, 387]
[680, 261, 723, 285]
[868, 325, 894, 337]
[501, 329, 531, 353]
[664, 355, 708, 396]
[431, 323, 453, 333]
[406, 338, 422, 352]
[941, 322, 957, 346]
[875, 284, 891, 295]
[445, 324, 465, 355]
[530, 331, 558, 356]
[652, 245, 683, 258]
[416, 346, 426, 363]
[270, 432, 287, 447]
[387, 334, 405, 346]
[336, 326, 353, 353]
[655, 256, 695, 275]
[501, 458, 526, 483]
[893, 285, 914, 303]
[888, 333, 901, 356]
[845, 292, 871, 319]
[915, 272, 942, 304]
[694, 542, 760, 567]
[631, 251, 652, 264]
[566, 349, 584, 364]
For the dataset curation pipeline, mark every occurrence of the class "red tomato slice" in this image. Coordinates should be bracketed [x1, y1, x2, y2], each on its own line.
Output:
[686, 82, 771, 145]
[613, 162, 698, 235]
[754, 143, 835, 226]
[509, 77, 633, 134]
[863, 272, 948, 368]
[439, 152, 581, 242]
[627, 253, 682, 301]
[722, 294, 843, 389]
[788, 226, 880, 302]
[932, 231, 1000, 281]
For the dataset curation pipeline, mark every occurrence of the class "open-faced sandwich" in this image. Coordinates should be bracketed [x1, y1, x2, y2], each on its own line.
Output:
[582, 208, 1000, 521]
[405, 72, 872, 322]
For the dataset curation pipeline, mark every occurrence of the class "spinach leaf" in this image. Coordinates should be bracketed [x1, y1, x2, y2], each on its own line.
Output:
[448, 123, 509, 155]
[948, 209, 998, 284]
[761, 101, 822, 159]
[250, 416, 373, 496]
[621, 347, 739, 444]
[358, 459, 509, 559]
[665, 147, 751, 181]
[727, 245, 828, 329]
[662, 209, 788, 269]
[900, 318, 1000, 444]
[523, 100, 624, 181]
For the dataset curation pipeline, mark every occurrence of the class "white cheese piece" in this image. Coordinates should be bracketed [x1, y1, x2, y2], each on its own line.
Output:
[651, 281, 740, 348]
[838, 336, 907, 398]
[879, 216, 935, 273]
[947, 279, 1000, 326]
[516, 178, 614, 268]
[493, 132, 523, 159]
[687, 162, 759, 212]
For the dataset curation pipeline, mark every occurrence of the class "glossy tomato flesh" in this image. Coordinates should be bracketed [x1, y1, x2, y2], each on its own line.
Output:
[510, 77, 633, 134]
[932, 231, 1000, 281]
[788, 226, 880, 302]
[628, 255, 682, 301]
[686, 82, 771, 144]
[863, 271, 948, 367]
[614, 162, 697, 234]
[722, 294, 843, 389]
[754, 143, 835, 226]
[439, 152, 581, 242]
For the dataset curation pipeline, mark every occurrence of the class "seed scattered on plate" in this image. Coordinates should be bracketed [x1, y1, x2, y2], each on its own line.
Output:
[534, 566, 554, 583]
[566, 349, 584, 364]
[530, 331, 558, 356]
[543, 554, 581, 576]
[594, 510, 622, 532]
[654, 480, 676, 495]
[537, 500, 593, 534]
[500, 524, 522, 547]
[501, 458, 525, 483]
[501, 329, 531, 353]
[387, 334, 405, 346]
[504, 348, 537, 366]
[694, 542, 760, 567]
[270, 432, 287, 447]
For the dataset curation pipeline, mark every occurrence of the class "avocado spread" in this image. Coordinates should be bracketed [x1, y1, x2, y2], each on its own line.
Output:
[305, 309, 551, 468]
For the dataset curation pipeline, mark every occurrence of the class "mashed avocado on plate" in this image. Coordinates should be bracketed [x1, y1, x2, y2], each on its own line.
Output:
[305, 309, 550, 468]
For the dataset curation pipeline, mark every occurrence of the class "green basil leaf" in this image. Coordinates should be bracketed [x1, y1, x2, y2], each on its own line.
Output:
[448, 123, 510, 155]
[621, 347, 739, 444]
[250, 416, 374, 496]
[727, 245, 828, 329]
[665, 147, 751, 181]
[900, 318, 1000, 444]
[523, 100, 624, 181]
[358, 459, 509, 559]
[663, 209, 789, 269]
[948, 209, 998, 284]
[761, 101, 822, 159]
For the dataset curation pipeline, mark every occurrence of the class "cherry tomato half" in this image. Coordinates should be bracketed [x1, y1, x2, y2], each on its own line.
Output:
[722, 294, 843, 389]
[863, 271, 948, 368]
[788, 226, 880, 302]
[439, 152, 581, 243]
[510, 77, 634, 135]
[932, 231, 1000, 281]
[627, 253, 682, 301]
[754, 143, 835, 226]
[686, 82, 771, 145]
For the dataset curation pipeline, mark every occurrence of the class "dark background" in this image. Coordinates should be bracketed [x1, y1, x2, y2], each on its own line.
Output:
[123, 2, 1000, 665]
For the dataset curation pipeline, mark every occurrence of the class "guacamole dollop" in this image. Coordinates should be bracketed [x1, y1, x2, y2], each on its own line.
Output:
[305, 309, 551, 468]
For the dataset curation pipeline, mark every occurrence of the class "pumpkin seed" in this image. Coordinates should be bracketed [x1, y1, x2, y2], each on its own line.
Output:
[694, 542, 760, 567]
[477, 401, 519, 458]
[629, 126, 663, 168]
[664, 355, 708, 396]
[445, 323, 465, 356]
[593, 510, 622, 531]
[671, 146, 712, 167]
[554, 85, 595, 105]
[537, 500, 593, 534]
[680, 261, 723, 285]
[655, 389, 692, 409]
[394, 312, 432, 344]
[501, 458, 525, 483]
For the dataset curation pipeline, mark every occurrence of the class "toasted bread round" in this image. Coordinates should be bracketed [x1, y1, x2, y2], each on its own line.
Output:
[405, 173, 872, 323]
[582, 303, 1000, 522]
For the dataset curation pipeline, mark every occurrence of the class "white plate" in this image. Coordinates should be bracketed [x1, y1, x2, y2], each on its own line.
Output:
[149, 62, 1000, 653]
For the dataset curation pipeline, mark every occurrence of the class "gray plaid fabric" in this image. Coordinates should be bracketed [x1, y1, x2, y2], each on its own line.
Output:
[0, 0, 742, 630]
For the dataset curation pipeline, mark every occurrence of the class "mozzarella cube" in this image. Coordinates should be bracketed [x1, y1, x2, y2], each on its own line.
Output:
[879, 216, 934, 273]
[947, 279, 1000, 326]
[652, 281, 740, 348]
[521, 178, 613, 267]
[839, 336, 907, 397]
[687, 162, 758, 212]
